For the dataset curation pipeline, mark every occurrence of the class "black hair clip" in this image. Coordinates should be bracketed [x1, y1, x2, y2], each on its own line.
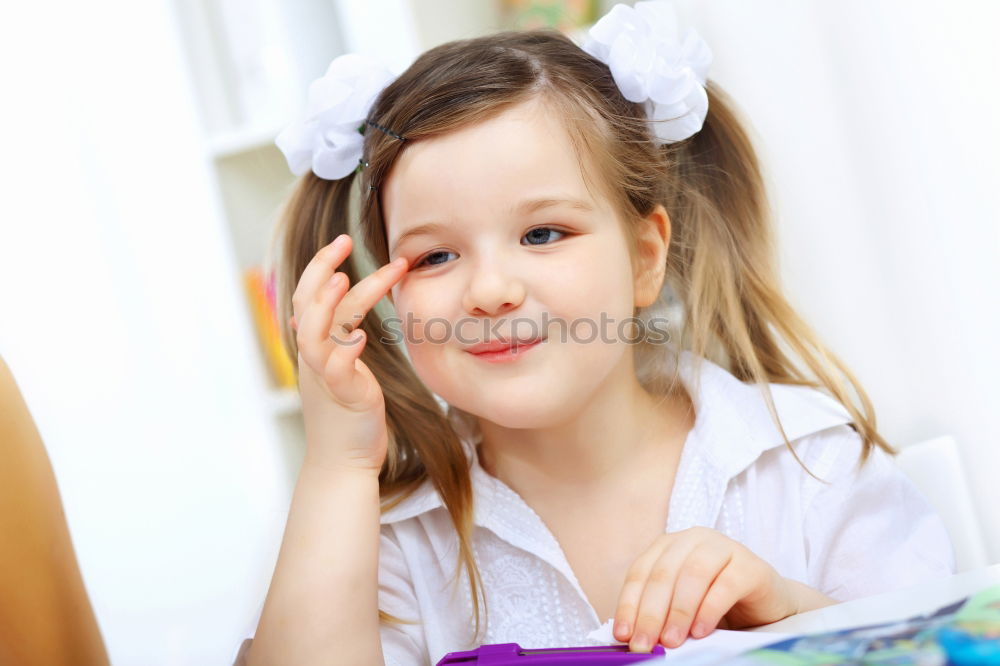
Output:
[356, 118, 403, 197]
[365, 118, 406, 142]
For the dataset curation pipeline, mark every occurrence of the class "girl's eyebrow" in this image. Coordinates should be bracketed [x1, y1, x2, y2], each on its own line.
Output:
[390, 221, 450, 256]
[512, 196, 594, 215]
[389, 196, 594, 255]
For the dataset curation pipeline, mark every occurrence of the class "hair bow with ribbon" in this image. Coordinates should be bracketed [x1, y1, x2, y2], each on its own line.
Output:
[275, 53, 397, 180]
[581, 0, 713, 144]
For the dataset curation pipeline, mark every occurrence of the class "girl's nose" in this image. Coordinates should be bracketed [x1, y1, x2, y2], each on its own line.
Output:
[462, 263, 526, 317]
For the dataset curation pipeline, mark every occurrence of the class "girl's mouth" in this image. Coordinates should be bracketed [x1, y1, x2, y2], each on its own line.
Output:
[464, 338, 545, 364]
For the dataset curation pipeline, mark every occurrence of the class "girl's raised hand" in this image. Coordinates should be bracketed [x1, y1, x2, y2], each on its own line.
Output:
[289, 233, 408, 475]
[612, 527, 798, 652]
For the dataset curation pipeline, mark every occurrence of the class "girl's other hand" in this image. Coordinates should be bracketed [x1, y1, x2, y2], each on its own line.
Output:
[289, 233, 408, 475]
[612, 527, 798, 652]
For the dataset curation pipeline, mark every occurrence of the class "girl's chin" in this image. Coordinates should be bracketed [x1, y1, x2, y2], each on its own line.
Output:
[468, 401, 574, 430]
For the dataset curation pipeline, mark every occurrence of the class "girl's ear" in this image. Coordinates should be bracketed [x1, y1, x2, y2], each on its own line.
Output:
[633, 203, 670, 308]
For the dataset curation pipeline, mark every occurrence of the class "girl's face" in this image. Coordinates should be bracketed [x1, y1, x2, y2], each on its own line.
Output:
[383, 96, 653, 429]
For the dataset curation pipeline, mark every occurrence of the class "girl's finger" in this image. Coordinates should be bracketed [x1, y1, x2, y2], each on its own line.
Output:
[330, 255, 408, 337]
[322, 325, 371, 408]
[614, 537, 669, 642]
[659, 542, 732, 647]
[688, 559, 749, 639]
[290, 233, 352, 323]
[620, 537, 697, 653]
[629, 542, 699, 652]
[296, 271, 350, 371]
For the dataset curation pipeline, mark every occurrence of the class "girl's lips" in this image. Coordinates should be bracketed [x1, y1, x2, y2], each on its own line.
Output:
[465, 338, 545, 363]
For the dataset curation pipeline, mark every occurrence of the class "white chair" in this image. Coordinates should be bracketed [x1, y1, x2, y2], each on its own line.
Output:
[893, 435, 990, 573]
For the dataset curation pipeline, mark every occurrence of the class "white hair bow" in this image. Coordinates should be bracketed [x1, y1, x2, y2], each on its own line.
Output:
[581, 1, 713, 144]
[275, 53, 397, 180]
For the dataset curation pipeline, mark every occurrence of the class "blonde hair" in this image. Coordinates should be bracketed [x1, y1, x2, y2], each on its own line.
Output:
[270, 29, 893, 644]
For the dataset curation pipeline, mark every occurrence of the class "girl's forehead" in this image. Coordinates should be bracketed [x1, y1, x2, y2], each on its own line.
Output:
[382, 98, 607, 237]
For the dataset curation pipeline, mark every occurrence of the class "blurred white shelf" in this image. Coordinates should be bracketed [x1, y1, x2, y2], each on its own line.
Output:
[208, 123, 283, 160]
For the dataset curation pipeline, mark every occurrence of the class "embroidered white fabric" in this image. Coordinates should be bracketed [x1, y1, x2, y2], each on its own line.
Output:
[374, 350, 956, 665]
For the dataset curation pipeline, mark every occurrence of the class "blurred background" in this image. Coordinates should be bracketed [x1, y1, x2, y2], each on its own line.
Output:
[0, 0, 997, 663]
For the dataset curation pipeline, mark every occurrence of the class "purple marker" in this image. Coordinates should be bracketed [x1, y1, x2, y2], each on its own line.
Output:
[436, 642, 667, 664]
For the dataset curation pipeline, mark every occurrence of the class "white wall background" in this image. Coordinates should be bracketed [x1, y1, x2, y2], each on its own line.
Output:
[0, 1, 997, 664]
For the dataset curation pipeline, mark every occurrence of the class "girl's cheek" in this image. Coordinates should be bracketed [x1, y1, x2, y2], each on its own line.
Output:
[392, 294, 441, 345]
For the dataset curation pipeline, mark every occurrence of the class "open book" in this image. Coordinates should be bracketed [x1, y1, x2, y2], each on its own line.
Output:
[727, 582, 1000, 665]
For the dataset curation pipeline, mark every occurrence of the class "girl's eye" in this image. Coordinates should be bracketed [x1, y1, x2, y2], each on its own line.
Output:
[411, 227, 568, 269]
[412, 250, 457, 269]
[522, 226, 566, 246]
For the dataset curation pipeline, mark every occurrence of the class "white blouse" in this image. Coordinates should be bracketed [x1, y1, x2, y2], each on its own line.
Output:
[373, 350, 957, 665]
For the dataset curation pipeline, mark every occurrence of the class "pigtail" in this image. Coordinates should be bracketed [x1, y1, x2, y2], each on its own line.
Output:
[663, 81, 894, 476]
[269, 165, 490, 641]
[272, 171, 357, 363]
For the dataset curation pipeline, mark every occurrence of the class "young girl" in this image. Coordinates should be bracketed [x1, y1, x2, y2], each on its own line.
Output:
[244, 3, 955, 664]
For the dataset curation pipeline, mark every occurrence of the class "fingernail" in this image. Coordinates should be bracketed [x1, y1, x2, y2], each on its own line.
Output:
[332, 234, 348, 248]
[663, 625, 681, 646]
[390, 256, 406, 267]
[615, 620, 629, 638]
[632, 634, 649, 652]
[691, 622, 706, 638]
